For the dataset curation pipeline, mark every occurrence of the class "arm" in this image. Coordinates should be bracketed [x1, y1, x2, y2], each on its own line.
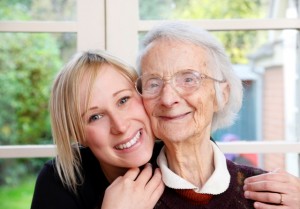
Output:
[31, 162, 80, 209]
[244, 169, 300, 209]
[101, 163, 164, 209]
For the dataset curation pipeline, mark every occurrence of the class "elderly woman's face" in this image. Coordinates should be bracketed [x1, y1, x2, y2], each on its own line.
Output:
[140, 39, 220, 143]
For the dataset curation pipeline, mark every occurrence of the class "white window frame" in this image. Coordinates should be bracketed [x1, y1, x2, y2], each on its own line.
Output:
[0, 0, 299, 176]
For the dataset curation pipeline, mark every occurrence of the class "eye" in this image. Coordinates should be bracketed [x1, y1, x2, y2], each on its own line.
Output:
[184, 77, 194, 82]
[144, 78, 162, 91]
[118, 96, 130, 106]
[177, 73, 198, 87]
[88, 114, 102, 123]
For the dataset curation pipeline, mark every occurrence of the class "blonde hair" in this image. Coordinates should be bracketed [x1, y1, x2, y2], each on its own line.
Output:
[50, 50, 138, 193]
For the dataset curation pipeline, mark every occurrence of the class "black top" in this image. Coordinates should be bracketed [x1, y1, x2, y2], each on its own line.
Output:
[30, 141, 164, 209]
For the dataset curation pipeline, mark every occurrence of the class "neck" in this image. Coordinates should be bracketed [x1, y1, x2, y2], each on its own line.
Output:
[99, 162, 128, 183]
[164, 136, 214, 187]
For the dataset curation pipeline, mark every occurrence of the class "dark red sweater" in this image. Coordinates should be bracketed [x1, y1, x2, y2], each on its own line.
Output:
[154, 160, 266, 209]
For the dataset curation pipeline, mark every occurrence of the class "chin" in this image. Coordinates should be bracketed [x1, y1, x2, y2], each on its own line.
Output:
[135, 154, 152, 166]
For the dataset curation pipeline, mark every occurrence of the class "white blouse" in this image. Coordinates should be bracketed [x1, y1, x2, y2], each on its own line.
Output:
[157, 141, 230, 194]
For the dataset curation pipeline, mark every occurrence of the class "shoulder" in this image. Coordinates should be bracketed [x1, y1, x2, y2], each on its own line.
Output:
[31, 148, 107, 209]
[79, 146, 106, 182]
[226, 159, 267, 179]
[31, 159, 76, 209]
[35, 147, 100, 181]
[36, 159, 59, 183]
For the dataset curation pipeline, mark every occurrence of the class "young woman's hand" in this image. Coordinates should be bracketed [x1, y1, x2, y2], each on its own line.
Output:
[244, 168, 300, 209]
[101, 163, 164, 209]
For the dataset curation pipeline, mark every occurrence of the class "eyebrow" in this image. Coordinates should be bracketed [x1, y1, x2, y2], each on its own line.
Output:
[81, 88, 132, 117]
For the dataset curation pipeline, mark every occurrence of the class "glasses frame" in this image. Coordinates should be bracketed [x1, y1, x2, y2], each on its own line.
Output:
[135, 69, 226, 99]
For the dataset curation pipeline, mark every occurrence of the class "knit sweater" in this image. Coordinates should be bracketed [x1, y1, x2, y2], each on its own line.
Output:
[153, 160, 266, 209]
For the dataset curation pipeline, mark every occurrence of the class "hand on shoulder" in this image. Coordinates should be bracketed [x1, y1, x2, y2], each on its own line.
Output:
[244, 168, 300, 208]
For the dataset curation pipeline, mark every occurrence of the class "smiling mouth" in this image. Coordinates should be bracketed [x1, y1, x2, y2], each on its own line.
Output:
[115, 131, 141, 150]
[159, 112, 190, 120]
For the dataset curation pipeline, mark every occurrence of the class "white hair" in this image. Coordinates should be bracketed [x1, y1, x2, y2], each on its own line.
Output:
[136, 21, 243, 132]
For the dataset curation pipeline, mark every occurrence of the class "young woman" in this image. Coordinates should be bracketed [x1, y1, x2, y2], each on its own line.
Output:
[30, 50, 164, 209]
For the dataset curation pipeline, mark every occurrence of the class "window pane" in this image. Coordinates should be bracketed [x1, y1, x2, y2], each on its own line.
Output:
[223, 152, 293, 172]
[139, 0, 288, 20]
[0, 32, 76, 145]
[0, 0, 76, 21]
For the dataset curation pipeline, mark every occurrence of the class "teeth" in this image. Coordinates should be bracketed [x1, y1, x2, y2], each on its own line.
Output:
[115, 131, 141, 150]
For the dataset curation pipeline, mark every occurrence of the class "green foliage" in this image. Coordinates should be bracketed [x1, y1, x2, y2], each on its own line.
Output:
[0, 33, 61, 145]
[0, 0, 32, 20]
[139, 0, 176, 20]
[139, 0, 267, 64]
[170, 0, 265, 63]
[0, 175, 35, 209]
[0, 0, 66, 186]
[171, 0, 262, 19]
[0, 31, 61, 184]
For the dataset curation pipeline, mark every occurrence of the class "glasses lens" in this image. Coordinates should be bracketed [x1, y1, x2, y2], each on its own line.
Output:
[136, 76, 163, 98]
[136, 70, 201, 98]
[174, 71, 200, 90]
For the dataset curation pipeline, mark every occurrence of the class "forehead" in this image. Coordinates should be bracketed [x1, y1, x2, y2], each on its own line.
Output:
[141, 39, 210, 75]
[79, 64, 132, 102]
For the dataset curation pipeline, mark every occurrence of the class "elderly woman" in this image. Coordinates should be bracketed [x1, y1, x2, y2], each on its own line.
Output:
[135, 22, 300, 208]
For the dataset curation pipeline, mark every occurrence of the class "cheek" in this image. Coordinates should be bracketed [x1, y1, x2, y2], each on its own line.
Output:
[191, 90, 216, 121]
[130, 95, 148, 116]
[84, 126, 105, 147]
[142, 99, 155, 117]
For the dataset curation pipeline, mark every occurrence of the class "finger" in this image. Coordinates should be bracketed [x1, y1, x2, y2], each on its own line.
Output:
[145, 167, 163, 191]
[244, 180, 287, 193]
[244, 177, 300, 194]
[151, 169, 165, 197]
[244, 172, 288, 184]
[134, 163, 153, 185]
[269, 169, 299, 184]
[123, 167, 140, 181]
[149, 179, 165, 207]
[244, 191, 286, 205]
[253, 201, 283, 209]
[147, 169, 165, 207]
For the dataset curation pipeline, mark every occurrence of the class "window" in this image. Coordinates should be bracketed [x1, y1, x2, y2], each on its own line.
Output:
[0, 0, 299, 183]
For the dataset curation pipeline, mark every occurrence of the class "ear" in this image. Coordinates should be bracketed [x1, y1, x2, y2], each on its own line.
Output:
[213, 82, 230, 111]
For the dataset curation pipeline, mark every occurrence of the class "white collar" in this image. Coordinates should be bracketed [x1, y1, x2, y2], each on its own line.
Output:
[157, 141, 230, 194]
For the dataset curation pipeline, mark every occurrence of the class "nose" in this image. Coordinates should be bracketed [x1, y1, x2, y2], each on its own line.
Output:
[159, 82, 180, 107]
[110, 113, 128, 135]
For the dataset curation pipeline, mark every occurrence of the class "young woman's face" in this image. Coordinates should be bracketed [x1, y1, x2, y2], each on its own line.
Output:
[80, 64, 154, 169]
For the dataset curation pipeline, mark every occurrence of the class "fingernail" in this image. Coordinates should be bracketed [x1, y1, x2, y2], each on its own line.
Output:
[145, 163, 152, 167]
[271, 168, 280, 173]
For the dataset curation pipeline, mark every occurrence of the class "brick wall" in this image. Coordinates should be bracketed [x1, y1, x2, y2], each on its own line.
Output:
[263, 66, 285, 171]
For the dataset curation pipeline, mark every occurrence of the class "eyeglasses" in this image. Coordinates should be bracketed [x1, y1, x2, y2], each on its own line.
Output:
[135, 69, 226, 99]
